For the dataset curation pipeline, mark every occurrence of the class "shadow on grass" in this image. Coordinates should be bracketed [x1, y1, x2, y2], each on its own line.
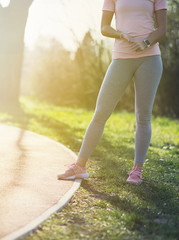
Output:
[81, 135, 178, 238]
[0, 107, 82, 150]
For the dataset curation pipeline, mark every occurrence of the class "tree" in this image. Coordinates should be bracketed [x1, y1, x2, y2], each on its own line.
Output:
[156, 0, 179, 117]
[0, 0, 33, 113]
[74, 31, 111, 108]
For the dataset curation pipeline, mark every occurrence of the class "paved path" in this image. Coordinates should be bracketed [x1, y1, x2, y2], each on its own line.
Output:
[0, 124, 81, 240]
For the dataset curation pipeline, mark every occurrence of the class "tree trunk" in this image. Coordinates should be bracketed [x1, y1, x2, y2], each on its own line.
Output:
[0, 0, 33, 112]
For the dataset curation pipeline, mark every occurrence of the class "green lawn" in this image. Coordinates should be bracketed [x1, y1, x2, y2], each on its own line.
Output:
[1, 97, 178, 240]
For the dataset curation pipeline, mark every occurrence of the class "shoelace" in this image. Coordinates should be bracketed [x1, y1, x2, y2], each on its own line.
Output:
[129, 167, 142, 176]
[64, 163, 85, 175]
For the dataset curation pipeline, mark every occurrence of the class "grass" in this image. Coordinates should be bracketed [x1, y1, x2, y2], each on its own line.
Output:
[1, 96, 178, 240]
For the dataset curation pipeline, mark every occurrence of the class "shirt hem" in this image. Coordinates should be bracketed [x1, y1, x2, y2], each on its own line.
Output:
[112, 53, 161, 59]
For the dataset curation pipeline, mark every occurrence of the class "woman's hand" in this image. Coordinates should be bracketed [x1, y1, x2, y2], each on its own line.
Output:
[119, 32, 147, 52]
[118, 31, 133, 42]
[129, 40, 147, 52]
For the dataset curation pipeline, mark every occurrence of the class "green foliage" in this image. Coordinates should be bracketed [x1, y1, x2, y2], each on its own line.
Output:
[74, 32, 111, 108]
[156, 0, 179, 117]
[26, 33, 111, 109]
[26, 40, 79, 106]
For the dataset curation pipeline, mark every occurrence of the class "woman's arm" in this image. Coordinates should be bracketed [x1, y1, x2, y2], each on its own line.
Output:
[133, 9, 167, 52]
[101, 10, 131, 41]
[147, 9, 167, 45]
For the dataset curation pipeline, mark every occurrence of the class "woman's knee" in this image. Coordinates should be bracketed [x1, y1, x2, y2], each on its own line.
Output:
[136, 112, 152, 126]
[92, 108, 110, 124]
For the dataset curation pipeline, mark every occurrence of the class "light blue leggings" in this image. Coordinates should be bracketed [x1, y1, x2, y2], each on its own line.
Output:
[78, 55, 163, 165]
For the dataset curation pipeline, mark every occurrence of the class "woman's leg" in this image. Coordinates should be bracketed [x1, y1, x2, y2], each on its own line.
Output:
[77, 59, 136, 167]
[127, 55, 163, 184]
[133, 55, 163, 166]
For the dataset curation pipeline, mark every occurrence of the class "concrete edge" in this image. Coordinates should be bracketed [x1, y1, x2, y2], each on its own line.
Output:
[0, 124, 83, 240]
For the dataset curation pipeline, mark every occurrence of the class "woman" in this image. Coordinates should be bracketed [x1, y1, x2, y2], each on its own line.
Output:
[57, 0, 167, 184]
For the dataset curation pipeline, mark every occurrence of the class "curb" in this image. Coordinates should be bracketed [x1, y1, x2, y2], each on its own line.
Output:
[0, 124, 83, 240]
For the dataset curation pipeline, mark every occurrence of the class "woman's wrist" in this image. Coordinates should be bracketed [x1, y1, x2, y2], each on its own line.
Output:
[116, 30, 123, 39]
[143, 39, 151, 48]
[117, 30, 132, 42]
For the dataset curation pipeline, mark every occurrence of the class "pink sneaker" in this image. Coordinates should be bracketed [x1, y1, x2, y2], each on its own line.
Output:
[126, 166, 142, 185]
[57, 163, 89, 180]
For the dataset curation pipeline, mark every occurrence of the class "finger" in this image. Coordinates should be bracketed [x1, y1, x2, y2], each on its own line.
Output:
[130, 43, 140, 51]
[122, 34, 131, 42]
[131, 43, 144, 52]
[136, 48, 143, 52]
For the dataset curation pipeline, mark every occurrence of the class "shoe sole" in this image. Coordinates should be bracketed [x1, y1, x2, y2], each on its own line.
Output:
[58, 173, 89, 180]
[126, 180, 142, 185]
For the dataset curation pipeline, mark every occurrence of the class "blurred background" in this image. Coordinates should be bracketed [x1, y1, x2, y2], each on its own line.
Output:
[0, 0, 178, 117]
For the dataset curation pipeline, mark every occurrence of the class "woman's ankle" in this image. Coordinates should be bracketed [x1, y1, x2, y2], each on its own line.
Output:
[133, 163, 143, 170]
[76, 157, 88, 168]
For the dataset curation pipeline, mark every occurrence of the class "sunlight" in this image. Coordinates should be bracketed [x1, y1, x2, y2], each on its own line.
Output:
[0, 0, 10, 7]
[0, 0, 105, 51]
[25, 0, 103, 51]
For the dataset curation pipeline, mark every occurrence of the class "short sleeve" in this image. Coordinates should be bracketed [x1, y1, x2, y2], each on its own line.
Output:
[154, 0, 167, 11]
[102, 0, 115, 12]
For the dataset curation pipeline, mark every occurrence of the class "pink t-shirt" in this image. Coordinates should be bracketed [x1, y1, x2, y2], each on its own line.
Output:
[102, 0, 167, 59]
